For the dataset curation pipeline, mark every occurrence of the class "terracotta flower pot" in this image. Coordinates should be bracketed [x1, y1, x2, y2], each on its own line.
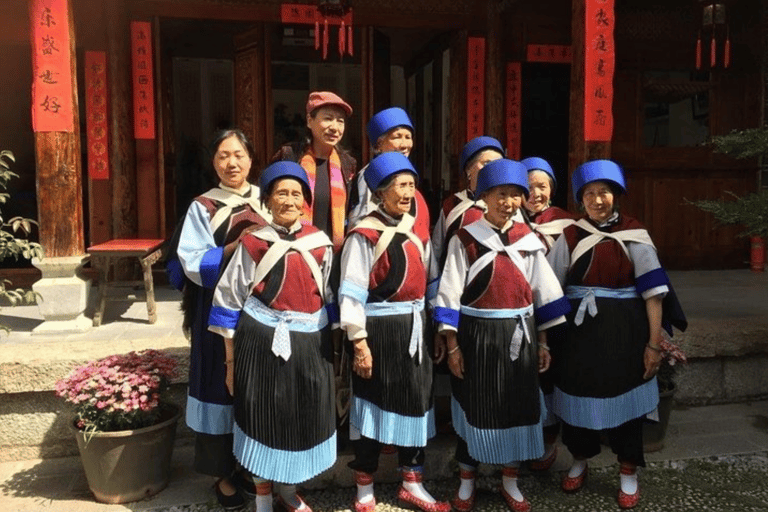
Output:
[71, 403, 181, 504]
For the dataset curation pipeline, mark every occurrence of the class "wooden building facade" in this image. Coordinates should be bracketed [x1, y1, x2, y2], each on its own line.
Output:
[1, 0, 764, 271]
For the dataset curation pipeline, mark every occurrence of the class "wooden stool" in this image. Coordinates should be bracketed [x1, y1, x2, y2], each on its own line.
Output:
[87, 239, 165, 326]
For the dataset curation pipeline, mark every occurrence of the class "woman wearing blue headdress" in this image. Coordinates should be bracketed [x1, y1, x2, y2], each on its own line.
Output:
[340, 151, 448, 512]
[434, 159, 569, 512]
[547, 159, 686, 509]
[208, 161, 337, 512]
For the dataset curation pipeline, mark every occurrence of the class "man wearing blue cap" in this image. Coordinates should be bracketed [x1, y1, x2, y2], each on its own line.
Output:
[431, 136, 505, 267]
[348, 107, 431, 242]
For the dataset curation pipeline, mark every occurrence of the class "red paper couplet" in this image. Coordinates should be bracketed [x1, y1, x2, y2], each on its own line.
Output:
[505, 62, 522, 161]
[280, 3, 352, 26]
[131, 21, 155, 140]
[584, 0, 614, 142]
[466, 37, 486, 140]
[526, 44, 572, 64]
[85, 51, 109, 180]
[30, 0, 74, 132]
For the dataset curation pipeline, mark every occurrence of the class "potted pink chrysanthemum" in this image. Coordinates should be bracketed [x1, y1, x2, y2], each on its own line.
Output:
[56, 349, 181, 503]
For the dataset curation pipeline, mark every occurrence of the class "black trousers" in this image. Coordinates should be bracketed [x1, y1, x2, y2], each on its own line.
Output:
[348, 436, 425, 474]
[194, 432, 237, 477]
[454, 438, 479, 468]
[561, 417, 646, 467]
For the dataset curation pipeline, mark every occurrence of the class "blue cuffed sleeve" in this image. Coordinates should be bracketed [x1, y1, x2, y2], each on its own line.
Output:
[635, 268, 669, 295]
[166, 258, 185, 291]
[433, 306, 460, 328]
[326, 303, 340, 324]
[535, 296, 571, 325]
[208, 305, 240, 331]
[199, 246, 224, 289]
[339, 280, 369, 304]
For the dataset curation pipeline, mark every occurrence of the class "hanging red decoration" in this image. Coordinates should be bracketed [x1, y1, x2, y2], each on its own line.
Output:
[697, 2, 730, 70]
[584, 0, 615, 142]
[695, 32, 702, 70]
[281, 3, 353, 61]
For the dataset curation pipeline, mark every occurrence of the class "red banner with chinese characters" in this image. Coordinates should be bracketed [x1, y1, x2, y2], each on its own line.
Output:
[584, 0, 614, 141]
[131, 21, 155, 139]
[505, 63, 522, 160]
[280, 3, 352, 26]
[30, 0, 74, 132]
[527, 44, 572, 64]
[466, 37, 486, 140]
[85, 51, 109, 180]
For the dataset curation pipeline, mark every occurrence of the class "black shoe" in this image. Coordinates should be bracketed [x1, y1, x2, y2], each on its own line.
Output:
[232, 471, 258, 498]
[215, 478, 246, 511]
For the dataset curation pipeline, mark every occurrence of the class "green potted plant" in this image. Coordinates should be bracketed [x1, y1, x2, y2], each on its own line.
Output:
[644, 335, 687, 452]
[0, 150, 43, 330]
[55, 349, 181, 504]
[688, 127, 768, 271]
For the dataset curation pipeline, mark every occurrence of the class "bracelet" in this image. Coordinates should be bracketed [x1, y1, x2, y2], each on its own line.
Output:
[646, 343, 662, 353]
[447, 346, 460, 355]
[539, 344, 550, 351]
[334, 351, 341, 356]
[224, 359, 234, 365]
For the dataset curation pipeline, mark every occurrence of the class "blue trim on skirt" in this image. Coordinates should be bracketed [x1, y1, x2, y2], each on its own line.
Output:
[350, 396, 436, 448]
[542, 391, 558, 428]
[233, 422, 337, 484]
[553, 377, 659, 430]
[451, 393, 545, 464]
[186, 394, 233, 435]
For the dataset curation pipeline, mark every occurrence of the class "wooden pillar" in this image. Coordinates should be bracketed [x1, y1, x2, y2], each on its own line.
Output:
[569, 0, 611, 208]
[361, 26, 376, 165]
[449, 30, 468, 192]
[235, 24, 271, 172]
[106, 0, 137, 239]
[485, 0, 504, 138]
[33, 0, 84, 257]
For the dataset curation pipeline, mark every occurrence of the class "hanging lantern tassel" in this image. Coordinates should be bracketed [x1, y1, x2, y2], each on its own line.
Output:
[315, 20, 320, 50]
[323, 18, 329, 60]
[339, 20, 346, 58]
[710, 32, 716, 68]
[724, 27, 731, 68]
[348, 24, 353, 56]
[695, 31, 702, 70]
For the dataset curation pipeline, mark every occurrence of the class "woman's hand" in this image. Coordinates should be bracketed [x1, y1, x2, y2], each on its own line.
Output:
[538, 347, 551, 373]
[643, 343, 663, 380]
[443, 331, 464, 379]
[352, 339, 373, 379]
[433, 332, 447, 364]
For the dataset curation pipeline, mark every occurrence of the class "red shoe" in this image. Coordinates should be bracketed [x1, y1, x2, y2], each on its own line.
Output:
[561, 465, 588, 493]
[450, 468, 476, 512]
[618, 488, 640, 509]
[353, 497, 376, 512]
[499, 486, 531, 512]
[397, 486, 451, 512]
[275, 493, 312, 512]
[529, 446, 558, 471]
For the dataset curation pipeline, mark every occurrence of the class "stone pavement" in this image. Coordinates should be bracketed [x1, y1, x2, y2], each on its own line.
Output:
[1, 399, 767, 512]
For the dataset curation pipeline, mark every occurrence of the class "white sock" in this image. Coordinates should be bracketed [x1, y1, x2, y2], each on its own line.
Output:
[568, 459, 588, 478]
[254, 478, 273, 512]
[457, 463, 476, 500]
[502, 464, 524, 502]
[402, 480, 437, 504]
[620, 471, 638, 495]
[357, 482, 374, 504]
[277, 484, 307, 510]
[255, 494, 273, 512]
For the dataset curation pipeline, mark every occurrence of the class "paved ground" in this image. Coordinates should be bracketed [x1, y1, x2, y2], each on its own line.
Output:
[1, 399, 767, 511]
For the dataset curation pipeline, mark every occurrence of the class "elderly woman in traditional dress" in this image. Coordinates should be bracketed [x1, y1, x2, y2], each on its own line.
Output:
[520, 156, 576, 472]
[547, 160, 685, 509]
[348, 107, 431, 240]
[434, 159, 569, 512]
[168, 129, 270, 511]
[339, 152, 448, 512]
[273, 91, 357, 251]
[208, 162, 337, 512]
[431, 136, 505, 267]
